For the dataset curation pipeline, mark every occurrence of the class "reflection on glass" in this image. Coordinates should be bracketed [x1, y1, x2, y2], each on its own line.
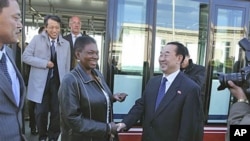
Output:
[154, 0, 208, 73]
[112, 0, 147, 73]
[208, 8, 244, 123]
[110, 0, 148, 121]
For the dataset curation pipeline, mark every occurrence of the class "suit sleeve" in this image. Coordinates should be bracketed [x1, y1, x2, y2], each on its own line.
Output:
[226, 102, 250, 140]
[22, 35, 48, 68]
[178, 85, 204, 141]
[65, 41, 71, 72]
[228, 102, 250, 124]
[122, 97, 144, 129]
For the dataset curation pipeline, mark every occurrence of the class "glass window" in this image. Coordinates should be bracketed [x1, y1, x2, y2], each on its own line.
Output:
[109, 0, 150, 122]
[154, 0, 208, 73]
[208, 7, 245, 123]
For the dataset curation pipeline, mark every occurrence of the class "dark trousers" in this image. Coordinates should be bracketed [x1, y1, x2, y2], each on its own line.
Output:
[28, 100, 36, 129]
[35, 76, 60, 140]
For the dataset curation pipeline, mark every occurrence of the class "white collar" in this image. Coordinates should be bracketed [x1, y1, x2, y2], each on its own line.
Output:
[71, 33, 81, 37]
[49, 38, 57, 43]
[163, 70, 180, 84]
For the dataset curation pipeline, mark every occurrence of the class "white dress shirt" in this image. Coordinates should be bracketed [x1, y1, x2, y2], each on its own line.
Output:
[0, 45, 20, 106]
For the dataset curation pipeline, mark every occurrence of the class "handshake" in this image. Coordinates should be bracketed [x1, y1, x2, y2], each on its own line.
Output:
[108, 122, 127, 135]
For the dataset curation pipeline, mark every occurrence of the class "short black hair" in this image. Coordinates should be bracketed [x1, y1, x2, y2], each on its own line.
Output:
[167, 41, 186, 63]
[44, 15, 61, 27]
[183, 47, 190, 56]
[74, 36, 96, 53]
[0, 0, 10, 13]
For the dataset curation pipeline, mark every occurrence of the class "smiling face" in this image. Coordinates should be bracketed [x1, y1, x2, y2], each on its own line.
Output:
[159, 44, 183, 75]
[45, 19, 61, 40]
[76, 43, 99, 71]
[0, 0, 23, 48]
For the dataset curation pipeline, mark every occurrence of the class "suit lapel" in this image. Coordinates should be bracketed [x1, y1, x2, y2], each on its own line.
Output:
[153, 72, 182, 118]
[68, 34, 73, 48]
[0, 71, 16, 104]
[0, 50, 18, 106]
[5, 48, 25, 107]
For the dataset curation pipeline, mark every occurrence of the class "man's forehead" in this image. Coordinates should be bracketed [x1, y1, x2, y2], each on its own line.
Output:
[162, 44, 176, 52]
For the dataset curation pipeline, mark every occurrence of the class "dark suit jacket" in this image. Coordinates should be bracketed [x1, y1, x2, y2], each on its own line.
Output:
[122, 72, 204, 141]
[63, 33, 82, 70]
[0, 46, 26, 141]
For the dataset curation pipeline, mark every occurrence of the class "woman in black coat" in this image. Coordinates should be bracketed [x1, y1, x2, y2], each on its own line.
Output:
[58, 36, 127, 141]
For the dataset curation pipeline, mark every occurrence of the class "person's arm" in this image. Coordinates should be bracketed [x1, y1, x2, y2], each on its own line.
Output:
[65, 41, 71, 72]
[227, 81, 250, 125]
[22, 35, 49, 69]
[120, 96, 144, 130]
[225, 81, 250, 141]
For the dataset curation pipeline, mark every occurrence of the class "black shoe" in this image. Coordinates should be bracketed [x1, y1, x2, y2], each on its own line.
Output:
[31, 128, 38, 135]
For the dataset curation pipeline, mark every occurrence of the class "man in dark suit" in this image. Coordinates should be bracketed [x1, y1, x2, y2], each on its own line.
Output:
[0, 0, 26, 140]
[63, 16, 83, 70]
[117, 42, 204, 141]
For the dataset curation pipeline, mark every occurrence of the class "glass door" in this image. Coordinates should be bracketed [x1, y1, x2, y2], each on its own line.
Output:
[207, 1, 249, 123]
[105, 0, 154, 122]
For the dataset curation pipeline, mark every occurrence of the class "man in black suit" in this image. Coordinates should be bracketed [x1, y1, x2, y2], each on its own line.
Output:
[117, 42, 204, 141]
[0, 0, 26, 140]
[63, 16, 83, 70]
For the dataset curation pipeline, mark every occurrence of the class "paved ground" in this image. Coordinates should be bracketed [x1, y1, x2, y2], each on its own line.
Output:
[24, 120, 38, 141]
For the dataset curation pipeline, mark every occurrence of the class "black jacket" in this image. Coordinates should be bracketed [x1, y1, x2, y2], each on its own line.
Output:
[58, 64, 114, 141]
[181, 59, 206, 89]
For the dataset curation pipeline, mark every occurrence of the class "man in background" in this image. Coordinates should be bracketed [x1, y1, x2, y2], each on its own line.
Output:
[63, 16, 83, 70]
[181, 47, 206, 102]
[181, 47, 206, 88]
[0, 0, 26, 140]
[22, 15, 70, 141]
[25, 26, 45, 136]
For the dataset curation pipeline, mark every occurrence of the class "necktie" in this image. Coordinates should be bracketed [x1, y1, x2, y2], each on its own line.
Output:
[155, 77, 167, 110]
[49, 40, 56, 78]
[51, 40, 56, 61]
[0, 53, 12, 84]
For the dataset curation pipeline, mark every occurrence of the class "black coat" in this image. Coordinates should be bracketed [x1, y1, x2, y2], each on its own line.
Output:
[181, 59, 206, 88]
[58, 64, 114, 141]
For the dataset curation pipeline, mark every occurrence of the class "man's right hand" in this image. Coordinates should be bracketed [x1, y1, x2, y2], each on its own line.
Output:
[116, 122, 126, 132]
[47, 61, 54, 68]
